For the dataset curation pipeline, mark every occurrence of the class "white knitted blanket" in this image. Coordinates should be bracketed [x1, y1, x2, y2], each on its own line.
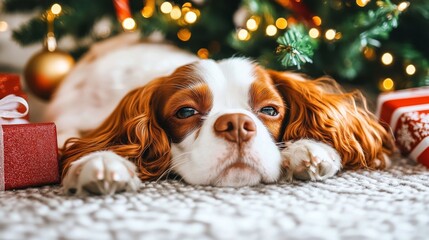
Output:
[1, 157, 428, 240]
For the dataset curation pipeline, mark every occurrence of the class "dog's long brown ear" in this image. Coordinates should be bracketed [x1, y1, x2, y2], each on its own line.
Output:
[60, 78, 170, 180]
[269, 70, 395, 170]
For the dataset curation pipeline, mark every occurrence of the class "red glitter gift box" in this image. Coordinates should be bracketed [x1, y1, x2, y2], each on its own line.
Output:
[0, 123, 60, 190]
[376, 87, 429, 168]
[0, 73, 29, 121]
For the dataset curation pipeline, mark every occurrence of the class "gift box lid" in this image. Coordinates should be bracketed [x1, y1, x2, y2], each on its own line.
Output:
[376, 87, 429, 125]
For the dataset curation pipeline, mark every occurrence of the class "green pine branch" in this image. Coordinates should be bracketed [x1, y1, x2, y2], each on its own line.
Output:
[353, 0, 401, 48]
[276, 25, 315, 70]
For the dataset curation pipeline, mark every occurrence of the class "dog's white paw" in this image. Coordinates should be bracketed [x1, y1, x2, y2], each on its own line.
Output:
[62, 151, 142, 196]
[281, 139, 342, 181]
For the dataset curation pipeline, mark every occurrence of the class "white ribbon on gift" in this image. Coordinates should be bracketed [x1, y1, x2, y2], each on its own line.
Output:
[0, 94, 29, 190]
[0, 94, 29, 125]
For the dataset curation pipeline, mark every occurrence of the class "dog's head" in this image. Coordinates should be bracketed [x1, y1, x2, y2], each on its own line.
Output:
[62, 58, 394, 186]
[154, 58, 285, 186]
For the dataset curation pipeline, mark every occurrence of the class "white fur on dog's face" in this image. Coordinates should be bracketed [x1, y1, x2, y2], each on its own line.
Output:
[161, 58, 284, 186]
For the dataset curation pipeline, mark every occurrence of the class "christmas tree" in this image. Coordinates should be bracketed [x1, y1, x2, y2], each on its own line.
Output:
[3, 0, 429, 91]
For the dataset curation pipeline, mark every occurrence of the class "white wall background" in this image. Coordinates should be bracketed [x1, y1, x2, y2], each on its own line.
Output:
[0, 11, 42, 71]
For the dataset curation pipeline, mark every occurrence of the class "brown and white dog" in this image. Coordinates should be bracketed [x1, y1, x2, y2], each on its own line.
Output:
[45, 35, 394, 195]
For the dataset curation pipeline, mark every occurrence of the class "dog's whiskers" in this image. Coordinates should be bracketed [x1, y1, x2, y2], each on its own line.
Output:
[155, 151, 192, 183]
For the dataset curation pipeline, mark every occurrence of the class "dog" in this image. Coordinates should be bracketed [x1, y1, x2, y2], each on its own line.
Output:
[45, 34, 395, 195]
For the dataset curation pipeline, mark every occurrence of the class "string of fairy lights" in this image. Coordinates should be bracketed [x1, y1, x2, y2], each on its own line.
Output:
[236, 16, 288, 41]
[160, 2, 201, 41]
[0, 0, 420, 91]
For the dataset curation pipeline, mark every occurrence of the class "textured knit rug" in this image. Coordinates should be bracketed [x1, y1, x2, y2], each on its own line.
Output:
[1, 156, 428, 240]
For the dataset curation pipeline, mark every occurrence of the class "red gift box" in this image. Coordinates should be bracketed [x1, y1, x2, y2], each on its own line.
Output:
[0, 123, 60, 190]
[0, 73, 29, 120]
[376, 87, 429, 167]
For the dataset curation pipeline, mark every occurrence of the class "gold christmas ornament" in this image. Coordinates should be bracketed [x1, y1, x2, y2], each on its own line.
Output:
[24, 7, 75, 100]
[24, 44, 74, 100]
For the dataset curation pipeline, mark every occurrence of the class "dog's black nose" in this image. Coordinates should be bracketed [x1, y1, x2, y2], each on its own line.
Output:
[214, 113, 256, 143]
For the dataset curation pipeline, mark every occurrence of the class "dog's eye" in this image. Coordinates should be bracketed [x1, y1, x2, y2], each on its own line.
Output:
[259, 106, 279, 116]
[176, 107, 199, 119]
